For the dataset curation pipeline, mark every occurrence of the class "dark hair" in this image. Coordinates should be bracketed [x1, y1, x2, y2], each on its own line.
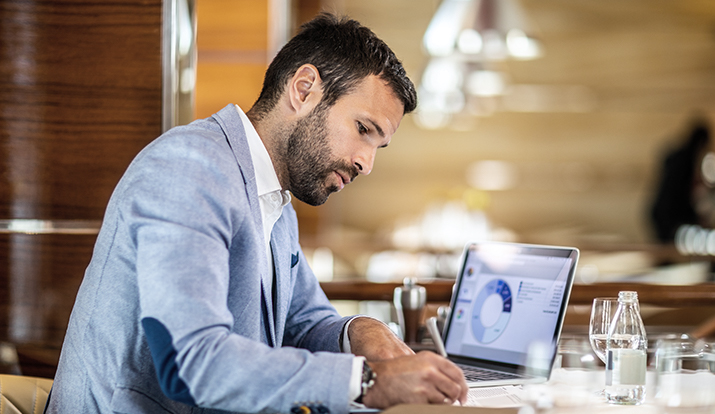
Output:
[250, 13, 417, 118]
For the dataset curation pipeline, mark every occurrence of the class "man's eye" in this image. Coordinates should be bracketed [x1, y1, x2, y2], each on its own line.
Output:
[357, 122, 368, 134]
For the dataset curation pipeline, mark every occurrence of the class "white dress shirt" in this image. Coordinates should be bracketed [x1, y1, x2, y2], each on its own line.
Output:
[235, 105, 364, 402]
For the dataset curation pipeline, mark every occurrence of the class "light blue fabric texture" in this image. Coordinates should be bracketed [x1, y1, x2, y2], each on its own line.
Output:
[47, 105, 355, 414]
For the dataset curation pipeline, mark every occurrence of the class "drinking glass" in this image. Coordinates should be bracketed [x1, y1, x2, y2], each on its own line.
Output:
[522, 338, 601, 414]
[655, 339, 715, 414]
[589, 297, 618, 364]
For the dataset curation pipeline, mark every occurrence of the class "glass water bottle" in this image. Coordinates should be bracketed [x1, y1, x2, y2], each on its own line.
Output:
[605, 291, 647, 405]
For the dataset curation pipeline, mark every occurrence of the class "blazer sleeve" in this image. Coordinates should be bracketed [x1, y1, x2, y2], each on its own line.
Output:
[122, 128, 356, 414]
[276, 204, 353, 353]
[282, 248, 353, 352]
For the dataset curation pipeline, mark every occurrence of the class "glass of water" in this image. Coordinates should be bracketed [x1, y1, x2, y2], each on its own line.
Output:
[589, 297, 618, 364]
[655, 338, 715, 414]
[522, 338, 601, 414]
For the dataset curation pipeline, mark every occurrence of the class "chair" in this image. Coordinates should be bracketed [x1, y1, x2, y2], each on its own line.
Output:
[0, 375, 53, 414]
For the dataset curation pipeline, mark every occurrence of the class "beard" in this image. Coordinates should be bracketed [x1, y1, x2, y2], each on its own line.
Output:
[285, 104, 358, 206]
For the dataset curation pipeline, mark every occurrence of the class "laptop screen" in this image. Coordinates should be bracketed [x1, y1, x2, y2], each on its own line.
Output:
[443, 242, 578, 371]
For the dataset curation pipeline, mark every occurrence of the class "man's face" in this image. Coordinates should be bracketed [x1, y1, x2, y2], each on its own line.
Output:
[286, 75, 404, 206]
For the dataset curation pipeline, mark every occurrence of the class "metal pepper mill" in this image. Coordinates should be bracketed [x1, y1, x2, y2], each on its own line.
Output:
[393, 277, 427, 344]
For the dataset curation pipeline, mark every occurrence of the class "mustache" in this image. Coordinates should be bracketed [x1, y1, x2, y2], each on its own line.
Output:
[334, 161, 359, 183]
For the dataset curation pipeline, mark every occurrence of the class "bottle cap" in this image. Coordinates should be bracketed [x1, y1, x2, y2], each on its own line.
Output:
[618, 291, 638, 302]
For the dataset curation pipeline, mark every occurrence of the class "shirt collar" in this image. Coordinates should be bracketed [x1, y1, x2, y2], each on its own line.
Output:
[235, 105, 283, 198]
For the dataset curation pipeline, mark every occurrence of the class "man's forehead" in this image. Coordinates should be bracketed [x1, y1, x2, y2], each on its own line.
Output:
[341, 76, 404, 134]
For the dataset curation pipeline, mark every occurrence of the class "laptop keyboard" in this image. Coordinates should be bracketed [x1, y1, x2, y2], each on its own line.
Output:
[457, 363, 523, 382]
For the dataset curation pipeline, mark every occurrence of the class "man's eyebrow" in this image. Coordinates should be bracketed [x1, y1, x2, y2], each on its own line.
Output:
[367, 119, 385, 138]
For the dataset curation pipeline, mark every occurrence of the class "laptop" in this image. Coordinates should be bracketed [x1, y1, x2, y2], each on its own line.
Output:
[441, 241, 579, 387]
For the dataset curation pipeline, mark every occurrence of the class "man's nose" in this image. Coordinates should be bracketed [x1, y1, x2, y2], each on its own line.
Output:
[353, 147, 376, 175]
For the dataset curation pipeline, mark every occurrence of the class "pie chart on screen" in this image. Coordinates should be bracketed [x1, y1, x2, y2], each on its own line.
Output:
[471, 279, 512, 343]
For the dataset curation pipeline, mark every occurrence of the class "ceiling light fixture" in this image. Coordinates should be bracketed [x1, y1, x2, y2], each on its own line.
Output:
[423, 0, 542, 62]
[416, 0, 543, 130]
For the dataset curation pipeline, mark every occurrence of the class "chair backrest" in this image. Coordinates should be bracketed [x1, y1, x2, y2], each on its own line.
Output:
[0, 375, 53, 414]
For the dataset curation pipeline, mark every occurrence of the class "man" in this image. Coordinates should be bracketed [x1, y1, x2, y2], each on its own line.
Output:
[47, 13, 468, 414]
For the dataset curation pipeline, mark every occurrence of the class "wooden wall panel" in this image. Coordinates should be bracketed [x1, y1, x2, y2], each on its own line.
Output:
[194, 0, 268, 119]
[0, 0, 164, 378]
[0, 234, 95, 344]
[0, 0, 162, 219]
[195, 62, 266, 118]
[196, 0, 268, 51]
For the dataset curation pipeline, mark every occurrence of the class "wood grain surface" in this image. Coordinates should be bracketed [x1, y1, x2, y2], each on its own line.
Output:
[0, 0, 164, 377]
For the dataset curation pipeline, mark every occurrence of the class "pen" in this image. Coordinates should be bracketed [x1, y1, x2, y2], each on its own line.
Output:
[426, 317, 463, 406]
[426, 316, 447, 357]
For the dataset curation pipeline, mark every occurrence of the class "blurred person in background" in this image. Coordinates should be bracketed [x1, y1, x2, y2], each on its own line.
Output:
[650, 116, 712, 243]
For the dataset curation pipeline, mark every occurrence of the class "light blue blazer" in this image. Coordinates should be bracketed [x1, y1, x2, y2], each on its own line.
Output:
[47, 105, 356, 414]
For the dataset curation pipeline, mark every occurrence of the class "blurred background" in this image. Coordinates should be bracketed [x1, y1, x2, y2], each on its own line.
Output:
[195, 0, 715, 284]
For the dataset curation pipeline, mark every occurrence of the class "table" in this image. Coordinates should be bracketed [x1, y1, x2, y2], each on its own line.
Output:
[380, 368, 666, 414]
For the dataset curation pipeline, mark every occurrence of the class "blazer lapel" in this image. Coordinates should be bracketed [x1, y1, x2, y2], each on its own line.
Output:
[270, 221, 291, 347]
[212, 105, 263, 232]
[213, 104, 277, 346]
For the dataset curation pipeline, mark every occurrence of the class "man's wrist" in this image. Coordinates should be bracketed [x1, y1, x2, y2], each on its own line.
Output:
[356, 360, 376, 404]
[348, 356, 365, 402]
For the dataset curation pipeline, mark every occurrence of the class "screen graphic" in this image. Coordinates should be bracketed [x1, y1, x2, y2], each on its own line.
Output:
[471, 279, 512, 344]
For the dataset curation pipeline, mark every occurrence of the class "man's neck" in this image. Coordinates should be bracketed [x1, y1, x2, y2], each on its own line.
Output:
[246, 107, 290, 191]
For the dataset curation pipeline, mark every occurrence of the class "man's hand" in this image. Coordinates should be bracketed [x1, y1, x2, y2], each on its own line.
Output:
[362, 351, 468, 408]
[347, 317, 413, 361]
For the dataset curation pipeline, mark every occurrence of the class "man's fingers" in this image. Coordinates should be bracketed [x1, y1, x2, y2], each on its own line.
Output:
[427, 351, 467, 383]
[431, 364, 468, 404]
[424, 353, 468, 384]
[410, 352, 468, 405]
[442, 361, 469, 403]
[363, 351, 470, 408]
[419, 352, 469, 404]
[411, 383, 457, 405]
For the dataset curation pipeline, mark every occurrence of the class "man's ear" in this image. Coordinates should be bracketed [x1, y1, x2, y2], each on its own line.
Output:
[287, 64, 322, 116]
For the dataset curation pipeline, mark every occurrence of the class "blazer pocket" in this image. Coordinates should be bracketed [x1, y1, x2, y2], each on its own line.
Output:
[290, 252, 299, 268]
